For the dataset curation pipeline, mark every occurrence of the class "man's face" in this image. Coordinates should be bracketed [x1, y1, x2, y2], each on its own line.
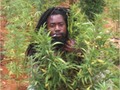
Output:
[47, 14, 67, 41]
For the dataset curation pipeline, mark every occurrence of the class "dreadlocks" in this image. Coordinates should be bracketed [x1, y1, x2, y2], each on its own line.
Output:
[36, 7, 69, 31]
[36, 7, 69, 41]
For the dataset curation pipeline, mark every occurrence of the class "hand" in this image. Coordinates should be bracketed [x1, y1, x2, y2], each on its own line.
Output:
[64, 39, 75, 52]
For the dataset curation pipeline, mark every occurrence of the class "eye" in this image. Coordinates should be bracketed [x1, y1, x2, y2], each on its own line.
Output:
[59, 23, 64, 26]
[50, 23, 55, 28]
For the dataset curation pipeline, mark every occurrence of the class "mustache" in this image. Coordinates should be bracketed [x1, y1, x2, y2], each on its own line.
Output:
[51, 33, 67, 44]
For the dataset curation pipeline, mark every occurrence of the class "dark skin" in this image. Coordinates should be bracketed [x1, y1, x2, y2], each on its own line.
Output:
[47, 14, 75, 52]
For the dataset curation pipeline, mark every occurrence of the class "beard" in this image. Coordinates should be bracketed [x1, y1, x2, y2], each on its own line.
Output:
[51, 33, 67, 44]
[51, 33, 68, 50]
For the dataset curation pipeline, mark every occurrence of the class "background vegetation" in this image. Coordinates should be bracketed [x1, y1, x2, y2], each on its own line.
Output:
[1, 0, 119, 90]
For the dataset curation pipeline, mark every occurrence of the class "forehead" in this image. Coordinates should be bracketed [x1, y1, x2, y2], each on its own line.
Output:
[47, 14, 65, 23]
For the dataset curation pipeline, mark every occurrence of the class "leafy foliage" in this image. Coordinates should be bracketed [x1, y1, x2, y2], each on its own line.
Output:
[1, 0, 119, 90]
[80, 0, 106, 21]
[105, 0, 119, 21]
[27, 3, 119, 90]
[68, 4, 119, 90]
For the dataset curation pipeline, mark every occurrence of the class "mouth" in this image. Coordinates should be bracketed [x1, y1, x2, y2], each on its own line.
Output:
[52, 33, 62, 38]
[51, 33, 67, 44]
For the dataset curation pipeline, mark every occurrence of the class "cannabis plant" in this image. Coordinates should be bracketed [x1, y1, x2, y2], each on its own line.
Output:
[2, 0, 37, 77]
[70, 4, 119, 90]
[2, 0, 119, 90]
[28, 3, 119, 90]
[80, 0, 106, 21]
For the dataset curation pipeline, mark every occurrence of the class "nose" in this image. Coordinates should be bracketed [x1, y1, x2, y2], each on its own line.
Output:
[55, 25, 60, 32]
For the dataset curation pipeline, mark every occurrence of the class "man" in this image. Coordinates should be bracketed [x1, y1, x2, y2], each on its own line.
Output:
[26, 7, 76, 56]
[26, 7, 83, 90]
